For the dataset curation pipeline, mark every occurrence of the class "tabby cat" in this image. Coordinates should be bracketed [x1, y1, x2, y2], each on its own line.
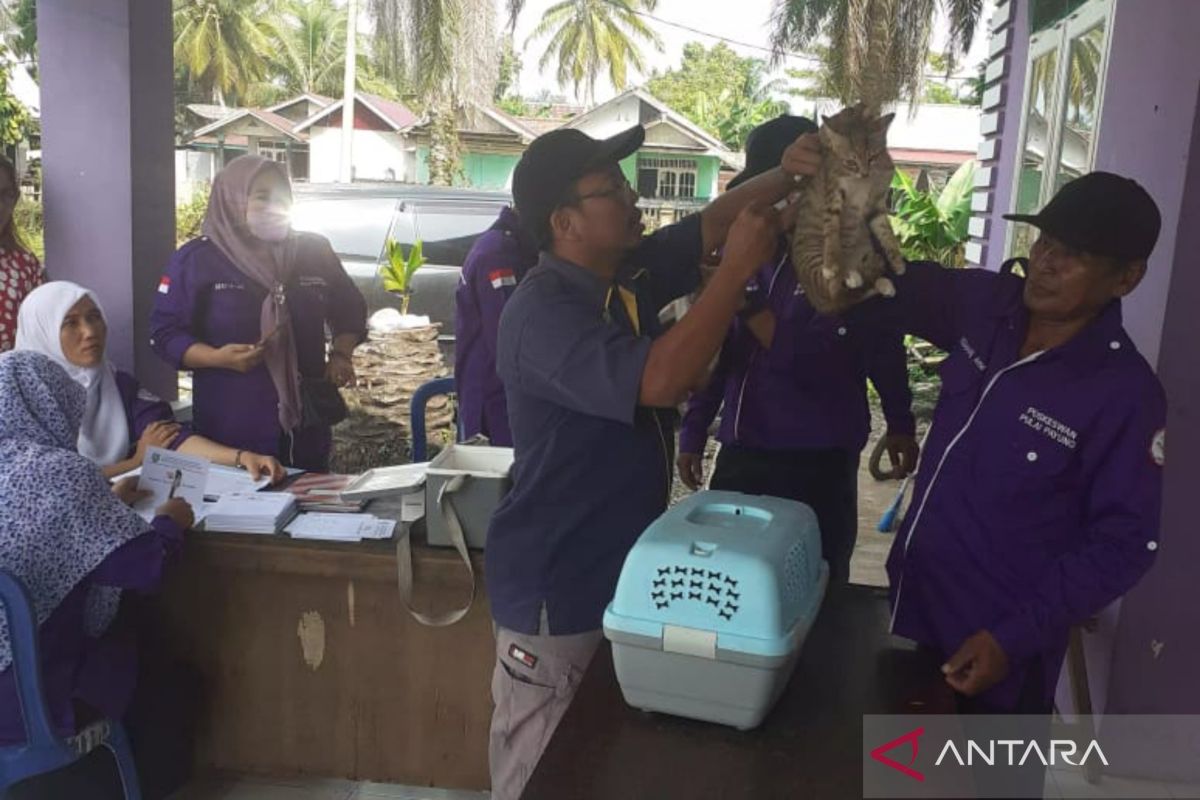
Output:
[789, 103, 907, 315]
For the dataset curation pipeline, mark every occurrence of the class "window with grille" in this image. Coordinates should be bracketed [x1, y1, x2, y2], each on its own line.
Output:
[1007, 0, 1112, 258]
[638, 156, 700, 199]
[258, 141, 290, 162]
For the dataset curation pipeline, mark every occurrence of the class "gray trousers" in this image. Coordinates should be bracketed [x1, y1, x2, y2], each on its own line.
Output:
[488, 623, 602, 800]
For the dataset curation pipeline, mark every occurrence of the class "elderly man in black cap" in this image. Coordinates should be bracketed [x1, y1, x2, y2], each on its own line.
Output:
[483, 122, 820, 798]
[887, 171, 1166, 718]
[679, 115, 919, 587]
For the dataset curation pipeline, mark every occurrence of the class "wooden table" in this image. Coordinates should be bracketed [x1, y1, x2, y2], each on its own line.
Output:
[151, 516, 494, 790]
[522, 585, 955, 800]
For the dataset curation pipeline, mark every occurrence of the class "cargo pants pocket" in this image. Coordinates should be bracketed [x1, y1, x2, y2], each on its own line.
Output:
[488, 629, 596, 800]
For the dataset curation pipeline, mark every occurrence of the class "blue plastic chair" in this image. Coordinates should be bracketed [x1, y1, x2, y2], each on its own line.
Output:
[0, 570, 142, 799]
[410, 376, 458, 463]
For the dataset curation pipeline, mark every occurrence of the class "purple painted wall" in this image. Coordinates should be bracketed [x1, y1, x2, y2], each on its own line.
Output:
[1056, 0, 1200, 724]
[987, 1, 1200, 756]
[1108, 82, 1200, 718]
[37, 0, 177, 397]
[983, 0, 1030, 265]
[1091, 0, 1200, 723]
[1092, 0, 1200, 367]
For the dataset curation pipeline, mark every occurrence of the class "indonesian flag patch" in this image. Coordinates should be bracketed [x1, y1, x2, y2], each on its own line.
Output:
[489, 269, 517, 290]
[157, 276, 171, 295]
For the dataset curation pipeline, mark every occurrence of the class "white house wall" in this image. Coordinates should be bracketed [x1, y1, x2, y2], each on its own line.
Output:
[174, 150, 215, 204]
[309, 128, 411, 183]
[572, 95, 645, 139]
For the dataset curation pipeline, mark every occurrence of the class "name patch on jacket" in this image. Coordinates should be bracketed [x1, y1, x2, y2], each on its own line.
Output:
[213, 282, 245, 291]
[490, 269, 517, 290]
[1020, 406, 1078, 450]
[959, 336, 987, 372]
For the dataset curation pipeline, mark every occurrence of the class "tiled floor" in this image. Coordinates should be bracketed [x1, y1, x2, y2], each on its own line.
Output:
[169, 777, 489, 800]
[173, 771, 1200, 799]
[1046, 766, 1200, 799]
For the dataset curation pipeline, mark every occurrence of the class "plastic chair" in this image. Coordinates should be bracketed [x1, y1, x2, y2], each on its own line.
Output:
[410, 376, 458, 463]
[0, 570, 142, 799]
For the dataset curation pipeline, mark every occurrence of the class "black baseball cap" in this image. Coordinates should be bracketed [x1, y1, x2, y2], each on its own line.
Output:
[512, 126, 645, 246]
[1003, 171, 1161, 261]
[728, 115, 818, 190]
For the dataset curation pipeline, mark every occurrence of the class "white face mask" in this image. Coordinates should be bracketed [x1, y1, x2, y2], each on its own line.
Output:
[246, 206, 292, 242]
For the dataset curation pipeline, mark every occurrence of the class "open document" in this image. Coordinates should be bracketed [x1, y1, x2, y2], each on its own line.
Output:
[133, 447, 210, 522]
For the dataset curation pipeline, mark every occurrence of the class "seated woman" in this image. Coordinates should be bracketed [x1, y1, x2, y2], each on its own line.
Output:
[0, 350, 193, 755]
[16, 281, 285, 481]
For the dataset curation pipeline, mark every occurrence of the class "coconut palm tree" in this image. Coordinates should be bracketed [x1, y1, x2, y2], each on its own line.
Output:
[173, 0, 280, 106]
[273, 0, 350, 97]
[0, 0, 37, 65]
[770, 0, 983, 112]
[526, 0, 663, 107]
[366, 0, 498, 185]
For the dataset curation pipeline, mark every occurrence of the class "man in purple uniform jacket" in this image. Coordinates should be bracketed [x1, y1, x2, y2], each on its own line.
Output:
[455, 206, 538, 446]
[678, 116, 918, 586]
[886, 172, 1166, 719]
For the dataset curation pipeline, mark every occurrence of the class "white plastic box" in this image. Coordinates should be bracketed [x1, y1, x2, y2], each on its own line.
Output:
[603, 490, 828, 730]
[424, 444, 514, 549]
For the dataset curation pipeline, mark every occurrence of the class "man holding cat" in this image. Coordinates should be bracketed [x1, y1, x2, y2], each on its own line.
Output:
[677, 114, 919, 586]
[885, 171, 1166, 719]
[483, 124, 820, 799]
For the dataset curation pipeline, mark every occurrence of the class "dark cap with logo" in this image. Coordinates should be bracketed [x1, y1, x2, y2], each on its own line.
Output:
[1003, 171, 1161, 261]
[728, 115, 818, 190]
[512, 125, 645, 246]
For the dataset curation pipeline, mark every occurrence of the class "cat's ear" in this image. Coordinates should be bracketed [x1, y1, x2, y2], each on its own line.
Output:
[872, 112, 896, 133]
[823, 110, 847, 136]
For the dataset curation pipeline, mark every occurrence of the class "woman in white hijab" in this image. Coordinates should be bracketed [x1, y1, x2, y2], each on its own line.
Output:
[16, 281, 285, 481]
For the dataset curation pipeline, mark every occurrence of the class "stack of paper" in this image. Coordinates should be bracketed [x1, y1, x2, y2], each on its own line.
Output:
[203, 465, 273, 501]
[283, 473, 366, 513]
[204, 492, 298, 534]
[284, 513, 398, 542]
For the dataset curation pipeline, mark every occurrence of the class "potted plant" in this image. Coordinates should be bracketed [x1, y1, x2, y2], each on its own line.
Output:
[379, 237, 426, 316]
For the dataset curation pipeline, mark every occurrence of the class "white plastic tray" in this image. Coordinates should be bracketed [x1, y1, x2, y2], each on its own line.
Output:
[339, 462, 429, 502]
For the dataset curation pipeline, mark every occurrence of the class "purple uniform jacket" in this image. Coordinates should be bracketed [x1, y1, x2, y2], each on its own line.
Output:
[679, 251, 915, 455]
[887, 261, 1165, 710]
[454, 208, 538, 447]
[149, 236, 367, 469]
[0, 517, 183, 744]
[114, 370, 192, 457]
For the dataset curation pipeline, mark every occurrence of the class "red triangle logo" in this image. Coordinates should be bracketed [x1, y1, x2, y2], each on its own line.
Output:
[870, 726, 926, 782]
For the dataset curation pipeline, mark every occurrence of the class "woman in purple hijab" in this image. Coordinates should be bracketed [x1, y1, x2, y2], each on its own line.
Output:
[149, 156, 368, 471]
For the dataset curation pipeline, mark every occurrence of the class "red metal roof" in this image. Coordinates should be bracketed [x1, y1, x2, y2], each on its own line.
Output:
[889, 148, 975, 166]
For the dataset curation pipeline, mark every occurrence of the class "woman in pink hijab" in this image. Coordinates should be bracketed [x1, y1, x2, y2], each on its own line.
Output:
[149, 156, 367, 471]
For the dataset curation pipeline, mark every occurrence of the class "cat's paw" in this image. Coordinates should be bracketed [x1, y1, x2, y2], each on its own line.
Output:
[821, 266, 838, 280]
[845, 271, 864, 289]
[890, 259, 906, 276]
[875, 277, 896, 297]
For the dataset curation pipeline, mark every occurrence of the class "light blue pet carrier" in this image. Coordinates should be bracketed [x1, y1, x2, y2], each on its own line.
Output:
[602, 490, 828, 729]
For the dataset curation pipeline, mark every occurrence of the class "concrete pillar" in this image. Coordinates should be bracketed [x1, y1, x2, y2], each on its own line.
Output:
[38, 0, 176, 397]
[247, 135, 260, 157]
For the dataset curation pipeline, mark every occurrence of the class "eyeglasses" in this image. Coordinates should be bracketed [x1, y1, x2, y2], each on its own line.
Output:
[574, 181, 637, 205]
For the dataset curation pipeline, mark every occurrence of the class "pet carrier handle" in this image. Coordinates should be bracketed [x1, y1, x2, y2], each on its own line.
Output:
[395, 473, 477, 626]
